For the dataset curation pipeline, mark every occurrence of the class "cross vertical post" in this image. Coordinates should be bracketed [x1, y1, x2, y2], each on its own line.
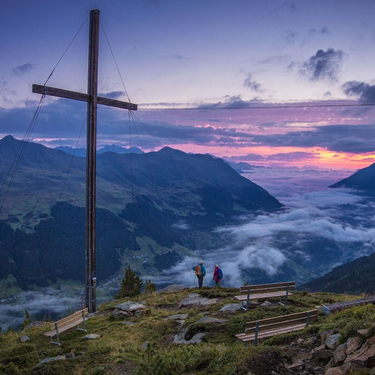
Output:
[32, 8, 137, 315]
[86, 8, 99, 314]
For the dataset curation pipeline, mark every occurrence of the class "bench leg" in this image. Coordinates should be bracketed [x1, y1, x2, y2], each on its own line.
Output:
[254, 321, 259, 346]
[77, 311, 87, 332]
[285, 282, 290, 305]
[246, 286, 251, 311]
[50, 322, 61, 346]
[306, 311, 310, 327]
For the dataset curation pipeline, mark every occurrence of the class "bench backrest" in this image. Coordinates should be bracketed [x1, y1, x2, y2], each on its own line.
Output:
[49, 308, 88, 331]
[245, 309, 318, 335]
[240, 281, 296, 295]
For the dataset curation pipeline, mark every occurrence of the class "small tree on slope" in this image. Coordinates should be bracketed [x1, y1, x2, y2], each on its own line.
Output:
[116, 265, 143, 298]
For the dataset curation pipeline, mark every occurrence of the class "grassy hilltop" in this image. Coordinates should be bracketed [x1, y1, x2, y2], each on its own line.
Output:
[1, 287, 375, 374]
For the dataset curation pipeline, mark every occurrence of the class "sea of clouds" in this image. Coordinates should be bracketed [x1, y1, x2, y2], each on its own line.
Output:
[152, 166, 375, 288]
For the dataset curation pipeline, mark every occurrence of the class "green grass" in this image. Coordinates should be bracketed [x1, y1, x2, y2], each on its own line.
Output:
[1, 289, 374, 374]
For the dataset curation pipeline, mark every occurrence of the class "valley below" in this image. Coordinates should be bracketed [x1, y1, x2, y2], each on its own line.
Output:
[2, 155, 375, 332]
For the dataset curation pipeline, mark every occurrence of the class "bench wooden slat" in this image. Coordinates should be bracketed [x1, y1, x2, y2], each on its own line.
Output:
[240, 281, 295, 292]
[245, 313, 317, 334]
[44, 317, 89, 337]
[49, 308, 88, 331]
[235, 291, 294, 301]
[236, 323, 306, 342]
[235, 309, 317, 345]
[239, 285, 295, 294]
[245, 309, 317, 328]
[44, 309, 89, 345]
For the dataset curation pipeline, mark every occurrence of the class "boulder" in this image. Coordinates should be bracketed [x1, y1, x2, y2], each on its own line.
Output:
[166, 314, 188, 320]
[122, 321, 135, 326]
[20, 335, 30, 343]
[346, 337, 363, 355]
[159, 284, 185, 293]
[116, 301, 134, 311]
[312, 346, 334, 360]
[82, 334, 100, 340]
[352, 345, 375, 367]
[179, 295, 216, 307]
[219, 304, 241, 313]
[357, 329, 370, 337]
[198, 312, 209, 316]
[325, 334, 342, 350]
[37, 356, 66, 366]
[196, 317, 228, 324]
[112, 309, 125, 317]
[326, 362, 370, 375]
[188, 333, 206, 344]
[287, 358, 304, 371]
[173, 326, 207, 344]
[116, 302, 145, 312]
[201, 299, 218, 306]
[142, 341, 150, 350]
[321, 330, 334, 345]
[261, 300, 274, 307]
[327, 343, 346, 368]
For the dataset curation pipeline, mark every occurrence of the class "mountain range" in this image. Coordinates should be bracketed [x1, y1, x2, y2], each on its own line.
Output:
[330, 162, 375, 193]
[55, 144, 144, 158]
[0, 135, 282, 294]
[302, 251, 375, 295]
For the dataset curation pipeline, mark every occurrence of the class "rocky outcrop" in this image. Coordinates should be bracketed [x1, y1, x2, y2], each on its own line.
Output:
[173, 326, 206, 344]
[324, 333, 375, 374]
[178, 294, 218, 307]
[112, 301, 146, 318]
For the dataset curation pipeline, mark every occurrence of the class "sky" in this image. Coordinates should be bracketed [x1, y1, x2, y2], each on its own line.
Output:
[1, 0, 375, 169]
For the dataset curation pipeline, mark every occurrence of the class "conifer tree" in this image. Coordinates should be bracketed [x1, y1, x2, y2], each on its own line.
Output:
[144, 279, 156, 294]
[116, 265, 143, 298]
[20, 310, 31, 330]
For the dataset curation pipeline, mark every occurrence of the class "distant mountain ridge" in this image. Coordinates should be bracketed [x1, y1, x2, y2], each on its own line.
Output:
[330, 162, 375, 193]
[55, 144, 143, 157]
[0, 135, 282, 292]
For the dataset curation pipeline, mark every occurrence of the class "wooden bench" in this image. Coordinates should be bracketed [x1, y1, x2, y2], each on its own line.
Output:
[234, 281, 295, 310]
[235, 309, 318, 346]
[44, 308, 89, 345]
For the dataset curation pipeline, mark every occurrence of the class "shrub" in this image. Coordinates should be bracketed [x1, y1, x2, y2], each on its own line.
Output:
[20, 310, 31, 330]
[144, 280, 156, 294]
[116, 265, 143, 298]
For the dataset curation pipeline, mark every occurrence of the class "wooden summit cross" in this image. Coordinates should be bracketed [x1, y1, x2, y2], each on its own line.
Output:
[32, 9, 137, 313]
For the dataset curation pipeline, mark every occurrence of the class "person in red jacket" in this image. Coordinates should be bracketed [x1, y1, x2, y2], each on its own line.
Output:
[213, 264, 223, 286]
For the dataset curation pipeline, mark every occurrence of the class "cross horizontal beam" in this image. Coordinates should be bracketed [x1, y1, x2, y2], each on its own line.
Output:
[32, 84, 137, 110]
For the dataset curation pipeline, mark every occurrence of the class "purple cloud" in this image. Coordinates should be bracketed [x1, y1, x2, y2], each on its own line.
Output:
[300, 48, 345, 82]
[12, 63, 36, 75]
[243, 74, 262, 92]
[342, 81, 375, 104]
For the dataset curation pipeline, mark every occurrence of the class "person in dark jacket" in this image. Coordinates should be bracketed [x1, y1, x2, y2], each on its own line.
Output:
[192, 260, 206, 288]
[213, 264, 223, 286]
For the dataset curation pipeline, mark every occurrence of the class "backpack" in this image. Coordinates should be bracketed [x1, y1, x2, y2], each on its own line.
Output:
[195, 265, 201, 276]
[217, 268, 223, 279]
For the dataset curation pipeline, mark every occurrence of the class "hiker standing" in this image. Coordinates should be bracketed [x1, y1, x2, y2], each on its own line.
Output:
[213, 264, 223, 286]
[192, 261, 206, 288]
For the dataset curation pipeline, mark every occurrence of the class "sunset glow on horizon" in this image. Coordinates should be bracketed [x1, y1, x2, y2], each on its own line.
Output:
[1, 0, 375, 171]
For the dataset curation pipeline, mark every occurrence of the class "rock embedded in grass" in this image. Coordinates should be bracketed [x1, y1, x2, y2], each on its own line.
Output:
[82, 334, 101, 340]
[219, 303, 241, 313]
